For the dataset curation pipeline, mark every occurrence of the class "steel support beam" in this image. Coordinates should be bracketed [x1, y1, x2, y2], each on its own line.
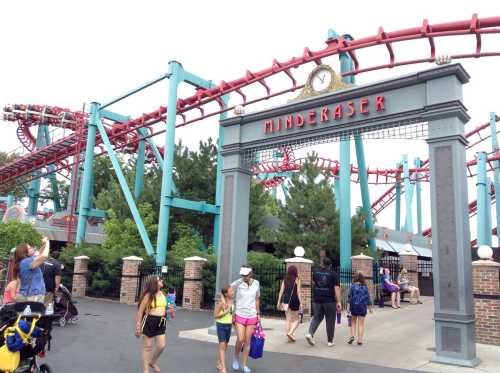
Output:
[27, 125, 45, 216]
[402, 154, 414, 233]
[134, 137, 146, 200]
[414, 158, 423, 234]
[43, 125, 61, 212]
[156, 61, 183, 265]
[355, 135, 376, 254]
[76, 103, 98, 245]
[395, 178, 401, 231]
[486, 178, 493, 246]
[490, 112, 500, 237]
[94, 112, 155, 256]
[476, 151, 488, 247]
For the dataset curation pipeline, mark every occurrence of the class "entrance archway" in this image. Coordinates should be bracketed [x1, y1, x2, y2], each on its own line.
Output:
[217, 63, 477, 366]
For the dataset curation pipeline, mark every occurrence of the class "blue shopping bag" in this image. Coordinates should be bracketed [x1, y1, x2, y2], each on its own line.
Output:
[249, 322, 265, 359]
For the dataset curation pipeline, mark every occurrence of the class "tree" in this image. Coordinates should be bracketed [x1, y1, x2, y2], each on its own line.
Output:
[40, 178, 70, 211]
[0, 221, 42, 258]
[0, 151, 26, 199]
[272, 154, 373, 263]
[248, 180, 278, 244]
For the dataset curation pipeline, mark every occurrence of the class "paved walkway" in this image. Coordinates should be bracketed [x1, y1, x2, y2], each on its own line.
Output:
[180, 297, 500, 373]
[42, 298, 418, 373]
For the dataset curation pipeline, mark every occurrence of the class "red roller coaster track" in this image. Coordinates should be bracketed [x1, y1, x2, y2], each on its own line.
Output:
[1, 15, 500, 211]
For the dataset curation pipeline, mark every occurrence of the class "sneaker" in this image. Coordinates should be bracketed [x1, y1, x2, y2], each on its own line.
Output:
[328, 342, 335, 347]
[305, 333, 315, 346]
[232, 360, 240, 371]
[242, 367, 252, 373]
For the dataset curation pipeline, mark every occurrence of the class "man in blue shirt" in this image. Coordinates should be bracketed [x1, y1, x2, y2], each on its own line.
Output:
[305, 257, 341, 347]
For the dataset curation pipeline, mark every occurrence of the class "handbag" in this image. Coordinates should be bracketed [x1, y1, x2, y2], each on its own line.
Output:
[249, 322, 265, 359]
[280, 282, 296, 312]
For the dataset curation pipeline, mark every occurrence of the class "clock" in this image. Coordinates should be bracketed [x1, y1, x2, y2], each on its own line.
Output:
[311, 66, 333, 92]
[290, 64, 351, 102]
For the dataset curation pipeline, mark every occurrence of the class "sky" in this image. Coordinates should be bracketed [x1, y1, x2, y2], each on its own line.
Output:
[1, 0, 499, 242]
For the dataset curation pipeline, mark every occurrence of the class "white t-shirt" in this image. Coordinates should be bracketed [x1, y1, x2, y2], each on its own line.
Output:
[231, 278, 260, 318]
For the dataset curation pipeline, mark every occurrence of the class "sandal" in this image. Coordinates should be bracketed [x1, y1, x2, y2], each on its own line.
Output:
[347, 336, 355, 345]
[357, 341, 363, 346]
[149, 362, 161, 373]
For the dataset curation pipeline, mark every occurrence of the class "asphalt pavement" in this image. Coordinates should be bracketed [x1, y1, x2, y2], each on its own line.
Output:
[42, 298, 418, 373]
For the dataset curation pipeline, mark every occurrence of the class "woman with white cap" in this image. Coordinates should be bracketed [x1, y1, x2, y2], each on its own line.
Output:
[231, 265, 260, 373]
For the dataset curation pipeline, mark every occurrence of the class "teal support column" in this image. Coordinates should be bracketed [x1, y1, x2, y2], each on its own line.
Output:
[43, 125, 62, 212]
[213, 94, 230, 253]
[7, 195, 14, 207]
[334, 176, 340, 210]
[489, 112, 500, 237]
[476, 151, 488, 247]
[94, 114, 155, 256]
[414, 158, 423, 235]
[134, 137, 146, 200]
[355, 137, 376, 254]
[27, 125, 46, 216]
[76, 102, 99, 245]
[395, 178, 401, 231]
[338, 33, 354, 268]
[156, 61, 183, 265]
[402, 155, 414, 233]
[486, 178, 493, 247]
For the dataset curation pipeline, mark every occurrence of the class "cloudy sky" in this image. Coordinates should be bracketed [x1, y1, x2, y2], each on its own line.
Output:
[1, 0, 499, 241]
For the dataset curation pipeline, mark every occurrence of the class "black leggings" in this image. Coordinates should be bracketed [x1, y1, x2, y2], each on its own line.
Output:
[308, 302, 336, 343]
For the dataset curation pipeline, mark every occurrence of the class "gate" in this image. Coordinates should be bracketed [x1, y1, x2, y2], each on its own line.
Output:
[253, 263, 286, 317]
[136, 263, 184, 305]
[418, 259, 434, 296]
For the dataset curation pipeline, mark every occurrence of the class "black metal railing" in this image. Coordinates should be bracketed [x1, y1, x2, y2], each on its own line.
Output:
[253, 263, 287, 317]
[136, 263, 184, 306]
[85, 260, 121, 300]
[201, 261, 217, 310]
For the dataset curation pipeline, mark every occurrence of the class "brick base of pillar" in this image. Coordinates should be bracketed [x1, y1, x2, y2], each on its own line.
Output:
[183, 256, 207, 310]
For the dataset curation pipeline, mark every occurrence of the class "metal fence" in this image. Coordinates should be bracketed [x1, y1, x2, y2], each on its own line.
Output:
[418, 259, 434, 296]
[253, 263, 287, 317]
[201, 261, 217, 310]
[135, 263, 184, 306]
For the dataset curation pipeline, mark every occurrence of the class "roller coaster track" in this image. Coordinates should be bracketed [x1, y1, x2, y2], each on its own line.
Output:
[1, 14, 500, 194]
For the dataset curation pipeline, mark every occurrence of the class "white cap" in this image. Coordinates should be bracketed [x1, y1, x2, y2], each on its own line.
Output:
[239, 266, 252, 276]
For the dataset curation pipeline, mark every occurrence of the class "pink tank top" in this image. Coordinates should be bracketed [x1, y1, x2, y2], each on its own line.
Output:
[2, 288, 15, 304]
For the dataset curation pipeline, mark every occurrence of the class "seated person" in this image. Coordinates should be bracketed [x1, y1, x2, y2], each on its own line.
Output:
[381, 268, 400, 309]
[397, 268, 422, 305]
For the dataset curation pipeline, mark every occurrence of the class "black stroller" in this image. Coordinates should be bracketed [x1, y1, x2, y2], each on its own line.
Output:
[53, 284, 78, 327]
[0, 302, 55, 373]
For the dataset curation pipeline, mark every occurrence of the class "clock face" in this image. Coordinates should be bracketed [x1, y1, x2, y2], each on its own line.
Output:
[311, 68, 332, 92]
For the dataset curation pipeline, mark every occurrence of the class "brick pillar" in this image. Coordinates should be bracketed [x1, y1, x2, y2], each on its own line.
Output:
[120, 256, 143, 305]
[351, 253, 375, 301]
[72, 255, 89, 298]
[285, 256, 313, 318]
[472, 259, 500, 345]
[399, 249, 419, 288]
[183, 256, 207, 310]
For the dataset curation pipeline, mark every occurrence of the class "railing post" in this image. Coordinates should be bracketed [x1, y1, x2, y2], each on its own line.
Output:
[120, 256, 143, 305]
[285, 256, 313, 319]
[182, 256, 207, 310]
[72, 256, 89, 298]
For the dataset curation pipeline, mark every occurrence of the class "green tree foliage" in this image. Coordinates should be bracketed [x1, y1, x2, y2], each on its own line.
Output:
[0, 151, 26, 199]
[0, 221, 42, 258]
[248, 181, 278, 244]
[40, 179, 70, 211]
[271, 154, 373, 263]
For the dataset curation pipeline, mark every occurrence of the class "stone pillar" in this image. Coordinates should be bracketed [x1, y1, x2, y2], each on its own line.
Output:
[399, 249, 419, 288]
[285, 256, 313, 318]
[351, 253, 374, 301]
[215, 148, 251, 293]
[72, 255, 89, 298]
[120, 256, 143, 305]
[472, 259, 500, 345]
[183, 256, 207, 310]
[426, 69, 478, 367]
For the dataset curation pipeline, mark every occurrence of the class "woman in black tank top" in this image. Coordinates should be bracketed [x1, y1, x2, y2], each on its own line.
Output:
[277, 265, 303, 342]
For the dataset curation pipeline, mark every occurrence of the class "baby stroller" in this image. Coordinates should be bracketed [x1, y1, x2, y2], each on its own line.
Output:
[0, 302, 55, 372]
[53, 284, 78, 327]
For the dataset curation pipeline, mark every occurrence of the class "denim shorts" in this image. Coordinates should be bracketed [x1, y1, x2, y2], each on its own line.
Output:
[216, 322, 232, 343]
